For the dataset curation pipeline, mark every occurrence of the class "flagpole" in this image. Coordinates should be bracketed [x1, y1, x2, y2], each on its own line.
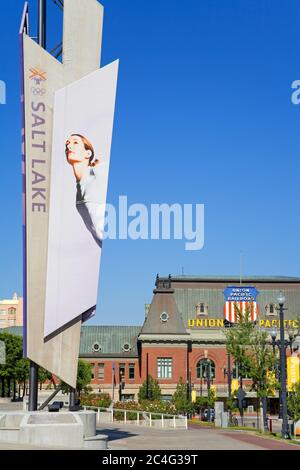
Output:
[240, 251, 243, 286]
[112, 363, 115, 403]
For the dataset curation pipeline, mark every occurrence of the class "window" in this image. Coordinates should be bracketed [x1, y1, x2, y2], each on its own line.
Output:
[160, 312, 169, 322]
[266, 303, 277, 317]
[129, 363, 135, 380]
[119, 363, 126, 380]
[0, 310, 7, 315]
[157, 358, 172, 379]
[92, 342, 101, 352]
[8, 307, 16, 316]
[121, 394, 135, 402]
[98, 363, 104, 380]
[122, 343, 131, 352]
[161, 395, 172, 402]
[196, 303, 208, 316]
[196, 359, 215, 379]
[91, 363, 95, 379]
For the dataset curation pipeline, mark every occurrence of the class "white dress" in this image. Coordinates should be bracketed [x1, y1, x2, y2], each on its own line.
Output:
[76, 162, 108, 248]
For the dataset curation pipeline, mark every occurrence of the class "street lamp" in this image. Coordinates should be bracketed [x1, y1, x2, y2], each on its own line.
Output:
[269, 291, 293, 439]
[223, 352, 233, 398]
[203, 359, 212, 422]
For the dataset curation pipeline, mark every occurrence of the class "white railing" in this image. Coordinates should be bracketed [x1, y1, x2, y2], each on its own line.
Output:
[82, 405, 188, 430]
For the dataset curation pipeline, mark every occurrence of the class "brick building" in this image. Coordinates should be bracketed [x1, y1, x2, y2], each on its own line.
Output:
[3, 276, 300, 405]
[0, 293, 23, 329]
[79, 275, 300, 403]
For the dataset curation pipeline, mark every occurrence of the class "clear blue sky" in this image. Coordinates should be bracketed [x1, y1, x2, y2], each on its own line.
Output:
[1, 0, 300, 326]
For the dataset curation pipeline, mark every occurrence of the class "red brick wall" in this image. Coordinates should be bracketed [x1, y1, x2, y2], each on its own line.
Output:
[140, 345, 230, 385]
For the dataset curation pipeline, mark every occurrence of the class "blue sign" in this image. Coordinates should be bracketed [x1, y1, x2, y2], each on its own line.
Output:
[224, 286, 259, 302]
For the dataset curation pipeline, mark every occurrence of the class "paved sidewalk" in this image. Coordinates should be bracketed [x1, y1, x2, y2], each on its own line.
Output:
[1, 403, 299, 451]
[97, 423, 264, 450]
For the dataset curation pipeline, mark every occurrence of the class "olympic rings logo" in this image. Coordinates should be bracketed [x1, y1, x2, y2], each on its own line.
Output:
[31, 87, 46, 96]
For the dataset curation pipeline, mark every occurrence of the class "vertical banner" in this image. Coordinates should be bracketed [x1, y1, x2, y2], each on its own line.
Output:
[231, 379, 239, 393]
[287, 356, 300, 391]
[20, 0, 107, 387]
[266, 370, 276, 396]
[44, 62, 119, 337]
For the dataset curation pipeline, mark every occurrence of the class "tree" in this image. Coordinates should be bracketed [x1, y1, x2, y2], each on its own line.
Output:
[194, 389, 216, 419]
[288, 381, 300, 422]
[0, 333, 25, 399]
[60, 360, 92, 397]
[38, 367, 53, 391]
[15, 358, 30, 399]
[172, 377, 193, 415]
[224, 305, 278, 431]
[247, 328, 278, 430]
[224, 307, 254, 384]
[138, 375, 162, 402]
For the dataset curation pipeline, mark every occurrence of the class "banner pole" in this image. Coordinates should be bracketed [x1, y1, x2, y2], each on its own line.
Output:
[28, 361, 39, 411]
[38, 0, 47, 48]
[28, 0, 47, 410]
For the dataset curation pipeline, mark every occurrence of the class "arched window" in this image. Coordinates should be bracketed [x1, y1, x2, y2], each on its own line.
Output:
[265, 303, 276, 316]
[196, 359, 215, 379]
[196, 303, 208, 316]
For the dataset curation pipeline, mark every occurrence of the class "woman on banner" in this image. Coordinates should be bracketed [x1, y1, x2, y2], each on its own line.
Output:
[65, 134, 106, 248]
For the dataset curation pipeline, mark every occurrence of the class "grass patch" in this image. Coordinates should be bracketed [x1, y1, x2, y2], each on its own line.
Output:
[189, 419, 214, 427]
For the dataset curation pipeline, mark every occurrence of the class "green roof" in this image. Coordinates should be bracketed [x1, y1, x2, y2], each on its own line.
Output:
[174, 288, 300, 323]
[0, 326, 142, 355]
[0, 326, 23, 337]
[169, 275, 300, 283]
[79, 325, 141, 355]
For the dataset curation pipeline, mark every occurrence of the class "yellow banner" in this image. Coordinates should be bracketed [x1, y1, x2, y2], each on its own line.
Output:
[266, 370, 277, 396]
[191, 390, 197, 403]
[287, 357, 300, 392]
[231, 379, 239, 393]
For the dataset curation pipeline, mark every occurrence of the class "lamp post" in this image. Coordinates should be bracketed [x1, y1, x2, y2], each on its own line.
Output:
[223, 352, 234, 423]
[203, 359, 211, 422]
[269, 292, 293, 439]
[223, 352, 232, 398]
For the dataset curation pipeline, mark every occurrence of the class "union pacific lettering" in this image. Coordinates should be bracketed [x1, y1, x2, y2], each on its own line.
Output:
[187, 318, 299, 328]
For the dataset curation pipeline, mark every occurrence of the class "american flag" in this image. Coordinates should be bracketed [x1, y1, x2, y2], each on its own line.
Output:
[224, 300, 259, 323]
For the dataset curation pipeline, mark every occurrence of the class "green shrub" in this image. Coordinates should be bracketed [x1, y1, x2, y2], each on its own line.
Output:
[140, 399, 176, 415]
[81, 393, 112, 408]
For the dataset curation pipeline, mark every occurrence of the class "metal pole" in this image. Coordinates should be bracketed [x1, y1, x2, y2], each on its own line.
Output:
[146, 353, 149, 400]
[38, 0, 47, 48]
[28, 361, 38, 411]
[112, 363, 115, 402]
[279, 303, 290, 439]
[206, 361, 211, 422]
[239, 365, 244, 426]
[227, 352, 232, 398]
[69, 388, 76, 410]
